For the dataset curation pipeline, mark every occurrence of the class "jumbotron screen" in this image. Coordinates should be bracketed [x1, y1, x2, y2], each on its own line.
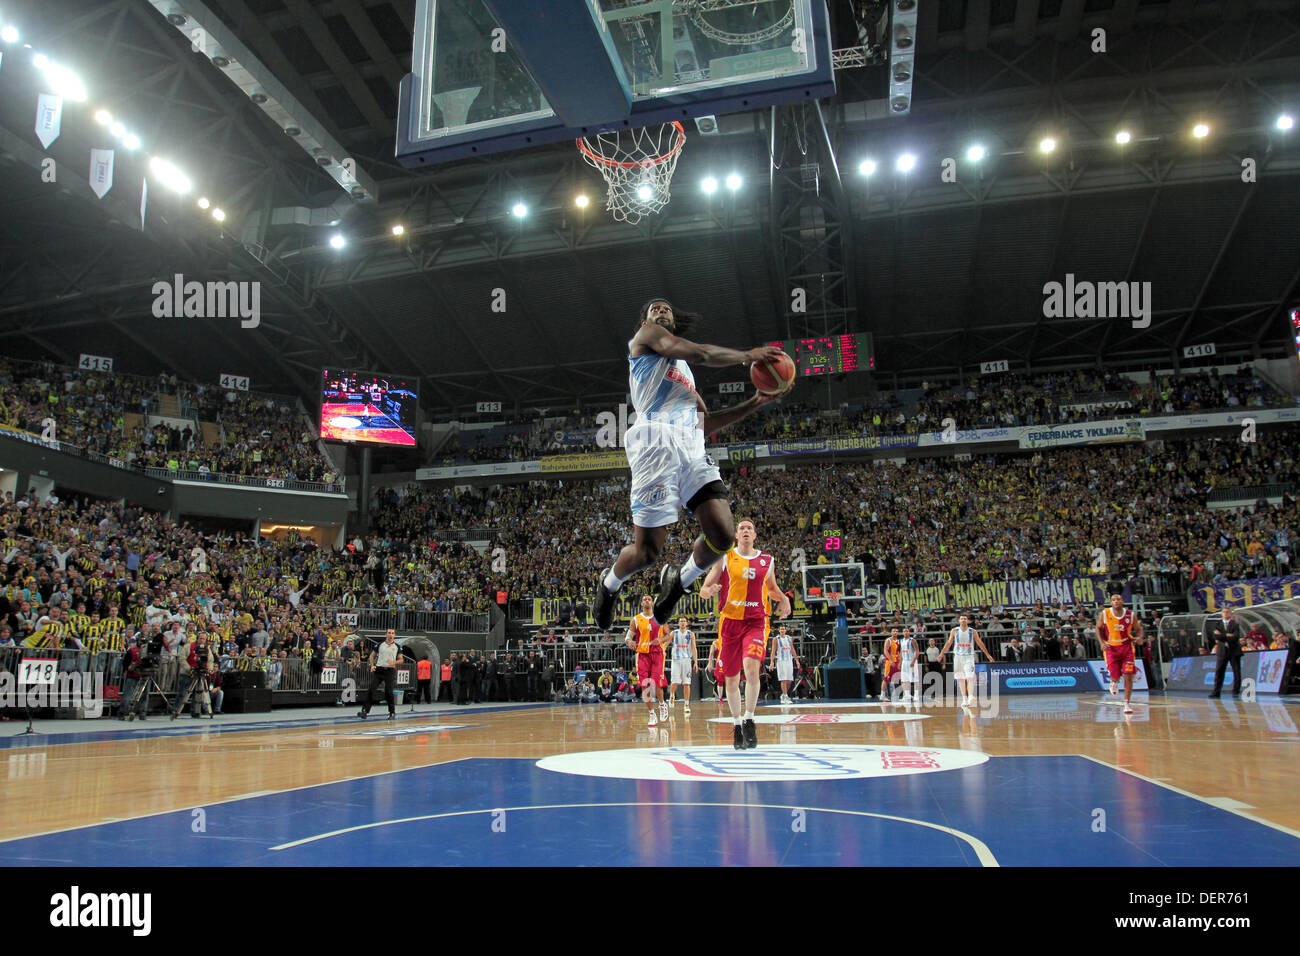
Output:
[320, 368, 418, 447]
[766, 333, 874, 376]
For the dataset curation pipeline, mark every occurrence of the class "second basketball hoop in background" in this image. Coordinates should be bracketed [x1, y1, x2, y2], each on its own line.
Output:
[576, 121, 686, 224]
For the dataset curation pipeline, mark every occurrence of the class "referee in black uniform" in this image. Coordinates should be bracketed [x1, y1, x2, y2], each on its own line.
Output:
[1207, 607, 1243, 698]
[359, 629, 403, 719]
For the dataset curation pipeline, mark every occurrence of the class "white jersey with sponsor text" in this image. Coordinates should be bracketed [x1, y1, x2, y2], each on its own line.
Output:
[672, 628, 694, 661]
[776, 634, 794, 663]
[900, 637, 919, 666]
[953, 626, 975, 657]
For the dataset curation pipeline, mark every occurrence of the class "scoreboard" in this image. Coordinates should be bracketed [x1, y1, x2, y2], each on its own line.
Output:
[766, 333, 874, 376]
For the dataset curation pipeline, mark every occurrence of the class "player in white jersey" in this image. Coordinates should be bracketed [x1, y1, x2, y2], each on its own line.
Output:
[768, 623, 801, 703]
[666, 616, 698, 715]
[592, 299, 786, 633]
[898, 630, 921, 702]
[938, 614, 996, 706]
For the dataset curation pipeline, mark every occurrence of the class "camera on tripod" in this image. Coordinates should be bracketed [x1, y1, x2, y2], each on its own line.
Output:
[135, 633, 166, 672]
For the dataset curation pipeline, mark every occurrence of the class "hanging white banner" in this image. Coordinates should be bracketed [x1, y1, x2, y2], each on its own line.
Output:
[89, 148, 114, 198]
[35, 93, 63, 148]
[140, 177, 148, 229]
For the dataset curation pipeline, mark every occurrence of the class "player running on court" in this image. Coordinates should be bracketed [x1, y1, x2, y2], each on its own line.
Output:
[938, 614, 996, 707]
[769, 623, 801, 704]
[593, 299, 786, 633]
[1097, 594, 1145, 715]
[666, 616, 698, 715]
[626, 595, 672, 726]
[704, 634, 726, 707]
[698, 519, 792, 749]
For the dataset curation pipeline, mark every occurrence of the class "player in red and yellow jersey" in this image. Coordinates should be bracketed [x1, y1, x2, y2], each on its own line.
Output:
[1097, 593, 1145, 714]
[703, 634, 727, 715]
[699, 518, 791, 750]
[625, 595, 672, 726]
[881, 629, 902, 702]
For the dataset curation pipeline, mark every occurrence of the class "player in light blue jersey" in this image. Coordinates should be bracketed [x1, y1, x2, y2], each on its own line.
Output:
[666, 615, 699, 715]
[593, 298, 786, 633]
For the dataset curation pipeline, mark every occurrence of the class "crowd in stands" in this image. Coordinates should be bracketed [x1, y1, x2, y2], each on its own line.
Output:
[0, 358, 338, 484]
[430, 366, 1291, 464]
[375, 425, 1299, 612]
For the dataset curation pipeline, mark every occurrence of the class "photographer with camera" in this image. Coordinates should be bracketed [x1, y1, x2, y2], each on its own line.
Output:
[176, 633, 217, 718]
[118, 634, 150, 720]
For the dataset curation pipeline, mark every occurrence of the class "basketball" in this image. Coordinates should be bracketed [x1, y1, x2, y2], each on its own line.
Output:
[750, 352, 795, 395]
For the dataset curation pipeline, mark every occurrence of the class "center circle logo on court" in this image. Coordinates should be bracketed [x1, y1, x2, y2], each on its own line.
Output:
[537, 745, 988, 782]
[707, 713, 929, 725]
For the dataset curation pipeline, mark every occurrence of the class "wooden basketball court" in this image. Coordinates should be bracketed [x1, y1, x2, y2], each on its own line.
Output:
[3, 693, 1297, 866]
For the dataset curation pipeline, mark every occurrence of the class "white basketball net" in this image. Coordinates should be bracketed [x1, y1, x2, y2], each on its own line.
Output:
[576, 121, 686, 224]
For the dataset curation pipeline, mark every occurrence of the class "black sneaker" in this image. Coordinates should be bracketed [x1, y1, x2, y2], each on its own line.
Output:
[733, 724, 745, 750]
[357, 710, 368, 719]
[653, 564, 685, 625]
[594, 568, 617, 631]
[742, 718, 757, 749]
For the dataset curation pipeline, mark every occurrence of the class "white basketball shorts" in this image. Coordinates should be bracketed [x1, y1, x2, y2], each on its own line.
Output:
[626, 421, 723, 528]
[776, 660, 794, 682]
[953, 654, 975, 680]
[671, 658, 693, 685]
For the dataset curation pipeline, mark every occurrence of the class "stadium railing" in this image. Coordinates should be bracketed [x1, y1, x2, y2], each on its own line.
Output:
[1206, 483, 1294, 506]
[137, 464, 345, 494]
[0, 424, 347, 495]
[327, 606, 490, 633]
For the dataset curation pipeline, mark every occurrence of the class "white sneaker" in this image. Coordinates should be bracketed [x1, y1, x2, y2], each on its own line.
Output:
[659, 702, 669, 721]
[683, 705, 691, 716]
[780, 693, 790, 704]
[1109, 680, 1118, 696]
[1123, 704, 1134, 715]
[648, 712, 658, 727]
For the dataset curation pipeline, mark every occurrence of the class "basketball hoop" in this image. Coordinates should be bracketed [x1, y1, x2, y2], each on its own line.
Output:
[576, 121, 686, 224]
[826, 592, 843, 607]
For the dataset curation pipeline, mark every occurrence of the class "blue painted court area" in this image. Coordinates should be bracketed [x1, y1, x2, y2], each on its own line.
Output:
[3, 755, 1296, 867]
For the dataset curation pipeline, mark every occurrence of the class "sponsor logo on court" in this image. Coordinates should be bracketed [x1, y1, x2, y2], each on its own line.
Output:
[707, 713, 928, 725]
[537, 745, 987, 781]
[322, 723, 473, 738]
[1005, 676, 1079, 688]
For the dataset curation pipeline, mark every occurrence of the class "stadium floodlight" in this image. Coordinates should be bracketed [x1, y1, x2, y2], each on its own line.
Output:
[1192, 123, 1210, 139]
[211, 208, 226, 222]
[197, 197, 210, 209]
[148, 156, 191, 194]
[1, 25, 19, 44]
[1277, 114, 1294, 131]
[391, 224, 405, 236]
[966, 144, 985, 162]
[1115, 130, 1132, 145]
[574, 194, 589, 208]
[895, 152, 916, 172]
[35, 57, 86, 101]
[94, 109, 112, 126]
[511, 202, 527, 218]
[329, 233, 345, 249]
[725, 172, 741, 191]
[109, 121, 126, 138]
[123, 134, 140, 150]
[858, 159, 876, 176]
[701, 176, 718, 194]
[1039, 137, 1057, 154]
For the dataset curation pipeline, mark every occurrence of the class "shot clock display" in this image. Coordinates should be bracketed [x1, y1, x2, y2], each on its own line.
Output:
[766, 334, 874, 377]
[824, 529, 843, 551]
